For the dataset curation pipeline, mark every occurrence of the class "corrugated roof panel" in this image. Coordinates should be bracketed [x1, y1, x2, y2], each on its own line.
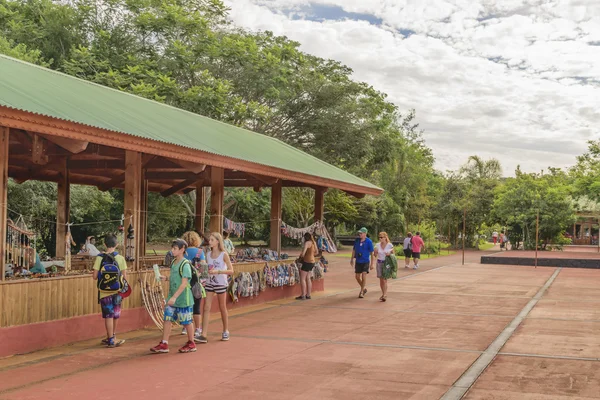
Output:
[0, 54, 381, 192]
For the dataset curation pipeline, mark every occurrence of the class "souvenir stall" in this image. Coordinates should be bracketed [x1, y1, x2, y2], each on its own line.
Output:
[0, 54, 382, 356]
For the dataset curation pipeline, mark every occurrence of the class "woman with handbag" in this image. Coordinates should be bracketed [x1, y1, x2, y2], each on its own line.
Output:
[375, 232, 395, 302]
[296, 233, 318, 300]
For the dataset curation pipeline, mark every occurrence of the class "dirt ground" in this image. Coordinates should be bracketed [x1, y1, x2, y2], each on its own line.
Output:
[2, 244, 600, 399]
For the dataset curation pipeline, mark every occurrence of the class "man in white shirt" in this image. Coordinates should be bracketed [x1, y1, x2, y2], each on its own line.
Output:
[85, 236, 101, 256]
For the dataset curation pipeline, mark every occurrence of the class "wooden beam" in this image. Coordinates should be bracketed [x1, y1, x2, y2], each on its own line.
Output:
[195, 182, 206, 234]
[170, 158, 206, 174]
[31, 133, 48, 165]
[246, 172, 279, 186]
[270, 181, 282, 255]
[140, 171, 148, 258]
[343, 190, 366, 199]
[0, 127, 9, 280]
[41, 134, 88, 154]
[98, 172, 126, 191]
[161, 178, 200, 197]
[124, 151, 142, 269]
[55, 158, 70, 258]
[68, 159, 124, 170]
[209, 167, 224, 234]
[146, 171, 198, 180]
[314, 187, 326, 223]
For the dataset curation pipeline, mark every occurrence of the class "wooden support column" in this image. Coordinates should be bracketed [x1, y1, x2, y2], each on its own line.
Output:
[124, 151, 142, 269]
[55, 158, 70, 258]
[139, 171, 148, 258]
[0, 127, 9, 281]
[270, 181, 282, 255]
[195, 181, 206, 234]
[314, 187, 326, 223]
[209, 167, 224, 234]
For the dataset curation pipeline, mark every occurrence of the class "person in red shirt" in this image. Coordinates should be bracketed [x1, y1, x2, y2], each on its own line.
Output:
[410, 231, 425, 269]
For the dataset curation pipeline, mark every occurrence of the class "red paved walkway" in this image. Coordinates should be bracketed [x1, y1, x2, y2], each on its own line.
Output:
[4, 249, 600, 399]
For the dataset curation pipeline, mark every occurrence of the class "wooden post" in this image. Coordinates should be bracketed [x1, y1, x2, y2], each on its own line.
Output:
[270, 180, 282, 255]
[0, 127, 9, 281]
[535, 211, 539, 268]
[314, 187, 325, 223]
[55, 158, 70, 259]
[209, 167, 224, 235]
[462, 208, 466, 265]
[195, 181, 206, 234]
[124, 151, 142, 269]
[139, 171, 148, 258]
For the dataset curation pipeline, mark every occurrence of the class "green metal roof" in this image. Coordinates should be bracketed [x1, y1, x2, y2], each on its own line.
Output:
[0, 54, 381, 192]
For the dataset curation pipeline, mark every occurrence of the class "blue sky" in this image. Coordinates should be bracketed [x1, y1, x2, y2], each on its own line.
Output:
[225, 0, 600, 175]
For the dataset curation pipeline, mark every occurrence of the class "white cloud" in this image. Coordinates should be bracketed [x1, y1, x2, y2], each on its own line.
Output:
[224, 0, 600, 175]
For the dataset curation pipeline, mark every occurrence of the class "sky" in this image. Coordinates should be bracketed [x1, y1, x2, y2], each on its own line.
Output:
[224, 0, 600, 175]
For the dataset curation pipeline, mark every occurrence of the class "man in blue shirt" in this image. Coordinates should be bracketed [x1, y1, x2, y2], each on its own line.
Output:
[351, 227, 374, 298]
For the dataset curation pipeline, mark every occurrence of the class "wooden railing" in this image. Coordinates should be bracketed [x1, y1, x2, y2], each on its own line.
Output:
[0, 261, 278, 328]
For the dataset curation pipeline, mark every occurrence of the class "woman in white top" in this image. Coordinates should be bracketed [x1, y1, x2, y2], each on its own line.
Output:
[197, 233, 234, 343]
[374, 232, 395, 302]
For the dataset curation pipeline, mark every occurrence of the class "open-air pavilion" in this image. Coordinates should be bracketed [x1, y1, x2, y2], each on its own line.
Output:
[0, 54, 382, 355]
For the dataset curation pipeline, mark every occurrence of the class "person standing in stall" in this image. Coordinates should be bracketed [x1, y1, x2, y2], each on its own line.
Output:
[351, 227, 374, 298]
[296, 232, 318, 300]
[196, 233, 234, 343]
[375, 232, 394, 302]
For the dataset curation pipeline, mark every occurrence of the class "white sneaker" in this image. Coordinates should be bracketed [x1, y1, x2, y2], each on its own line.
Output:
[413, 265, 418, 270]
[194, 330, 203, 340]
[181, 327, 186, 335]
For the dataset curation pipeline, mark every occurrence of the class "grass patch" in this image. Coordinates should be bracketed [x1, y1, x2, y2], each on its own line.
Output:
[478, 243, 495, 251]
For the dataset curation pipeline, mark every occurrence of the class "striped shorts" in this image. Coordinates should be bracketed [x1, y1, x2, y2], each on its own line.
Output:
[204, 283, 228, 294]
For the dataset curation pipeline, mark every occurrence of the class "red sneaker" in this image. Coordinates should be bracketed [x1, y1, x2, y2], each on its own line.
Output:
[150, 341, 169, 353]
[178, 340, 197, 353]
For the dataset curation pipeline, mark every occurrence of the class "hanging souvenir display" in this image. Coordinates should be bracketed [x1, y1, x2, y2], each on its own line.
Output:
[223, 218, 245, 237]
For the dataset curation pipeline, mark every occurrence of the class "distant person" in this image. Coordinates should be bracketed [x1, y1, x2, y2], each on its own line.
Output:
[296, 232, 318, 300]
[410, 232, 425, 270]
[351, 227, 374, 298]
[151, 239, 196, 353]
[500, 232, 509, 251]
[93, 234, 127, 348]
[492, 231, 499, 245]
[222, 231, 235, 255]
[403, 232, 413, 268]
[375, 232, 394, 302]
[85, 236, 100, 256]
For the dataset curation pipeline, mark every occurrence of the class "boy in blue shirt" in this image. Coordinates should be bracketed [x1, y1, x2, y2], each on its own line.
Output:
[150, 239, 196, 354]
[350, 227, 374, 298]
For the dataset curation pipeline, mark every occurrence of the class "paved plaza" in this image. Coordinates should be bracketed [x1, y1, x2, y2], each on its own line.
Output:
[2, 248, 600, 399]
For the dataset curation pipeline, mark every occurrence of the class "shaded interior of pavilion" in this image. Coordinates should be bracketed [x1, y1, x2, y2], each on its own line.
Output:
[1, 127, 360, 277]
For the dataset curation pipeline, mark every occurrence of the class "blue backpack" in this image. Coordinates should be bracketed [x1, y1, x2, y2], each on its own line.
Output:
[97, 252, 123, 291]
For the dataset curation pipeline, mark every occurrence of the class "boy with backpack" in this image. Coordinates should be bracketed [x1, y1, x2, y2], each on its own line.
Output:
[151, 239, 197, 354]
[93, 234, 127, 348]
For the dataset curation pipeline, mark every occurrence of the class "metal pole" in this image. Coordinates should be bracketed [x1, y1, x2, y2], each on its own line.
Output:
[448, 223, 450, 254]
[597, 217, 599, 253]
[535, 211, 539, 268]
[462, 208, 466, 265]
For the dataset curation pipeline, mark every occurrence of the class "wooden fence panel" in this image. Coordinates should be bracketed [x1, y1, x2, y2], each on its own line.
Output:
[0, 261, 277, 328]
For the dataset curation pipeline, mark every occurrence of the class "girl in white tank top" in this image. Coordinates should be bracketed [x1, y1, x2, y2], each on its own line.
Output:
[199, 233, 234, 344]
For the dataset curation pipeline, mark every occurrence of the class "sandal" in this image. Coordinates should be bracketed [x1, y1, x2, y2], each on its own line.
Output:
[358, 292, 364, 299]
[380, 296, 387, 302]
[295, 295, 306, 300]
[363, 288, 368, 295]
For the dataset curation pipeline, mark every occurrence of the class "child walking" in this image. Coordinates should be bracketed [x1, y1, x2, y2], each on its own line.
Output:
[150, 239, 196, 353]
[196, 233, 234, 343]
[93, 234, 127, 348]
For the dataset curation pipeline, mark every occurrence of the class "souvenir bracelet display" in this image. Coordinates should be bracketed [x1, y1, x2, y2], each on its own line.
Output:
[4, 217, 36, 277]
[235, 247, 288, 262]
